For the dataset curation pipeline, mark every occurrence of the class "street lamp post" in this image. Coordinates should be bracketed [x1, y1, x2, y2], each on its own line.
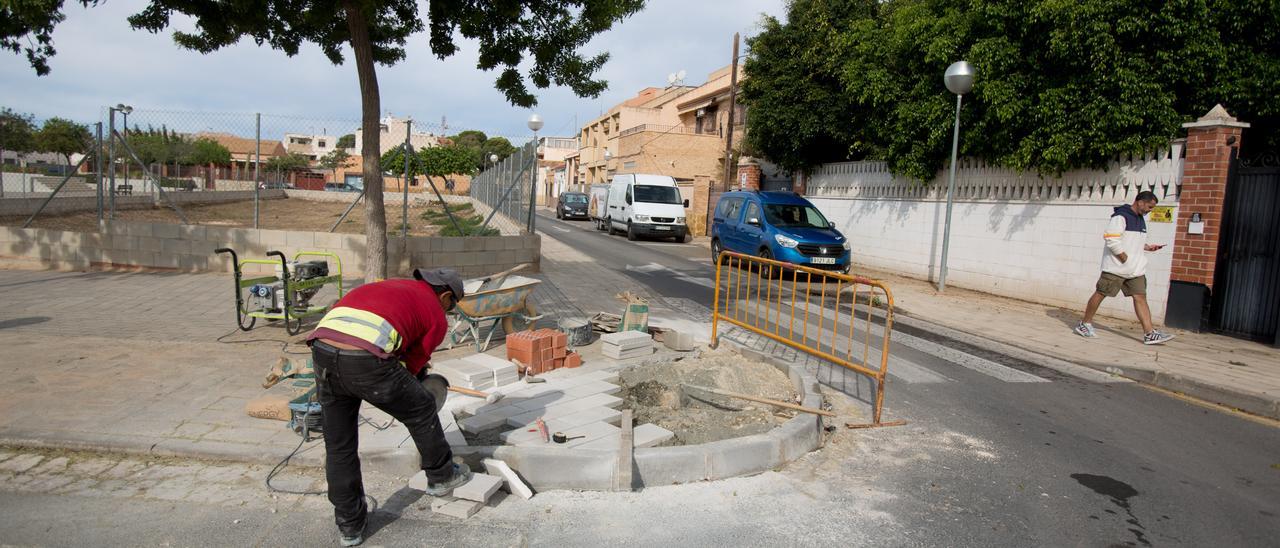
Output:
[526, 114, 543, 232]
[937, 61, 975, 292]
[108, 104, 132, 220]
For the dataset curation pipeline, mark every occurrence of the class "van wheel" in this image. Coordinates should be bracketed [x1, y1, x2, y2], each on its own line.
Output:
[711, 239, 725, 264]
[607, 218, 618, 235]
[626, 222, 638, 241]
[759, 248, 777, 279]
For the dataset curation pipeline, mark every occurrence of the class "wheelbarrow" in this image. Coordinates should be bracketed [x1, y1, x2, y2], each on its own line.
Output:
[446, 266, 543, 352]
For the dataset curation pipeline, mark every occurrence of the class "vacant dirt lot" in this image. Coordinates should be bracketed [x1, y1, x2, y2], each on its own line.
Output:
[2, 198, 477, 237]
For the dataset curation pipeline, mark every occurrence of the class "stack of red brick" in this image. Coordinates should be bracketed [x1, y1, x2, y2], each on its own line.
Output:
[506, 328, 582, 374]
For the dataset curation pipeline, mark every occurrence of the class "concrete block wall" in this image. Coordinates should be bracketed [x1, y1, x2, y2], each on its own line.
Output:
[806, 146, 1184, 323]
[0, 221, 541, 279]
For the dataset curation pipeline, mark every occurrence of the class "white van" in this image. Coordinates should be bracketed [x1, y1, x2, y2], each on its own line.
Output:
[605, 174, 690, 242]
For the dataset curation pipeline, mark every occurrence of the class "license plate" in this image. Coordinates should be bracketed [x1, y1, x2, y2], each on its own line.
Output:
[810, 257, 836, 265]
[655, 226, 671, 231]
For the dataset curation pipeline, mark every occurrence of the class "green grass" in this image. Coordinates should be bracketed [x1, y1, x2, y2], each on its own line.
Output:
[420, 203, 498, 236]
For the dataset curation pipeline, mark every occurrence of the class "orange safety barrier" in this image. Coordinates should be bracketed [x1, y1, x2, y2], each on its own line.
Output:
[710, 250, 898, 426]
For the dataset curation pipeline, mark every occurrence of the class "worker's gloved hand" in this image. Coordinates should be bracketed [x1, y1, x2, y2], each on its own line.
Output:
[420, 373, 450, 414]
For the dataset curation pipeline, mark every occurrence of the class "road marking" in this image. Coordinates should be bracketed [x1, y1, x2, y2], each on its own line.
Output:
[625, 263, 716, 289]
[550, 226, 571, 233]
[731, 298, 1049, 384]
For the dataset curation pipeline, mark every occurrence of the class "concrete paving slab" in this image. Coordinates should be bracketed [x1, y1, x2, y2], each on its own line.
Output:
[482, 458, 534, 500]
[434, 498, 484, 519]
[452, 473, 503, 503]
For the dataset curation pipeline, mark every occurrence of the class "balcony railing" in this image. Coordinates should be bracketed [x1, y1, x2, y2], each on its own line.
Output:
[618, 124, 711, 138]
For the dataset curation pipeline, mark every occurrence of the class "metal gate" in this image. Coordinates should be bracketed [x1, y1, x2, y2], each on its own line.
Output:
[1210, 155, 1280, 343]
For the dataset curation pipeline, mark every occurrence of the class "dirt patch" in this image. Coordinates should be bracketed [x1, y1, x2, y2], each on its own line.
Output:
[0, 198, 480, 237]
[617, 348, 800, 446]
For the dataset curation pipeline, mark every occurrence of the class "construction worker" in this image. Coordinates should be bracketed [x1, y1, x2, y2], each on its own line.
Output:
[307, 267, 472, 547]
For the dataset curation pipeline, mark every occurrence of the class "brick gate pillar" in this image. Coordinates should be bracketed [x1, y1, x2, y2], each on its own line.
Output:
[737, 157, 761, 191]
[1165, 105, 1250, 331]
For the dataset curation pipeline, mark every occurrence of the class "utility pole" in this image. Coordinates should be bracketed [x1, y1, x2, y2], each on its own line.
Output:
[708, 32, 740, 236]
[722, 32, 740, 192]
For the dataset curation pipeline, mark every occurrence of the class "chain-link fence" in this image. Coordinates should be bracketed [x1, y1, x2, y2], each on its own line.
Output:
[3, 107, 535, 237]
[469, 140, 537, 235]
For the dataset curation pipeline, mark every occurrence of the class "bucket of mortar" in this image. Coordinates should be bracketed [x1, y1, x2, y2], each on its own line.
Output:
[559, 317, 593, 347]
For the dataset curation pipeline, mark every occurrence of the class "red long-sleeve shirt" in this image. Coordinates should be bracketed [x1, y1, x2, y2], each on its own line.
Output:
[307, 279, 448, 375]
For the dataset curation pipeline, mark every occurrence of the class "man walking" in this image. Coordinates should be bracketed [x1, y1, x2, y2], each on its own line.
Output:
[307, 268, 473, 546]
[1075, 191, 1175, 345]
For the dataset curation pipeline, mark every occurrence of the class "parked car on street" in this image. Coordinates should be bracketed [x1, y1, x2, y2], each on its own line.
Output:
[556, 192, 590, 220]
[710, 191, 850, 273]
[604, 174, 690, 242]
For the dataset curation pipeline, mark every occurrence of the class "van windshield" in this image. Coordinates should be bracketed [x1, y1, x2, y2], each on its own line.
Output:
[763, 204, 831, 229]
[563, 194, 588, 204]
[633, 185, 682, 204]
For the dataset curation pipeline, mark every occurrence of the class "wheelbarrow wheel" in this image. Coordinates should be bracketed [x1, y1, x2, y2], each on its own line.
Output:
[501, 302, 539, 335]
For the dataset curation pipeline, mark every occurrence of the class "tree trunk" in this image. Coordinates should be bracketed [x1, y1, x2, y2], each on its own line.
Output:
[344, 0, 387, 280]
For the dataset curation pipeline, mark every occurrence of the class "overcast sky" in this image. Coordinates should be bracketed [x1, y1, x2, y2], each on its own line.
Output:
[0, 1, 783, 143]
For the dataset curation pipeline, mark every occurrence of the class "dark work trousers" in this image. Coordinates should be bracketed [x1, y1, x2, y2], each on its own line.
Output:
[311, 341, 453, 534]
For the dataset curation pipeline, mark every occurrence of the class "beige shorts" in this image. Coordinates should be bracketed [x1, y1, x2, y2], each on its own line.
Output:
[1096, 272, 1147, 297]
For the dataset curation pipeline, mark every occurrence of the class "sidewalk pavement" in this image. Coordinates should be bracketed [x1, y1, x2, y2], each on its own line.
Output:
[0, 233, 707, 474]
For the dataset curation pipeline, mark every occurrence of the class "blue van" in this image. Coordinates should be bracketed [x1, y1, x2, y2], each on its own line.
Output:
[710, 191, 850, 272]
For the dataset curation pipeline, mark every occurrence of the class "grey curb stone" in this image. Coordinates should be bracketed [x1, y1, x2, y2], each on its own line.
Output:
[359, 345, 826, 491]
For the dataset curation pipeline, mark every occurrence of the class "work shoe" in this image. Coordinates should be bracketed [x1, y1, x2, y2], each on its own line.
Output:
[339, 521, 367, 547]
[1143, 330, 1175, 345]
[424, 463, 472, 496]
[1073, 322, 1097, 338]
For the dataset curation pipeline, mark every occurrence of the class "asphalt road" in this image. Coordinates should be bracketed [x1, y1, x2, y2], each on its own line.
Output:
[536, 211, 1280, 546]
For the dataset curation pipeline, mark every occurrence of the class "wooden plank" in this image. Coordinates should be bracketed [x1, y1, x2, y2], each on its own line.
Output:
[614, 409, 634, 492]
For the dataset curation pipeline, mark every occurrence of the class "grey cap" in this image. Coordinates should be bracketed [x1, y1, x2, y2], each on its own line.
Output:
[413, 267, 465, 300]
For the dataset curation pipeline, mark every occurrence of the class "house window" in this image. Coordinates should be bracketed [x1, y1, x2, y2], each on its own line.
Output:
[318, 140, 326, 148]
[696, 108, 719, 135]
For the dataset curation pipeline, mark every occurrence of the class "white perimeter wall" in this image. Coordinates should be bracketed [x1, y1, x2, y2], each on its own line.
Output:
[806, 144, 1183, 323]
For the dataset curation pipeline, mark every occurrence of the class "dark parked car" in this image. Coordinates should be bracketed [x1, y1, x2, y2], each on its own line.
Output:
[556, 192, 590, 220]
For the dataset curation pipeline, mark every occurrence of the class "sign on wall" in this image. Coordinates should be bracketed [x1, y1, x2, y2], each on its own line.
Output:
[1150, 206, 1174, 223]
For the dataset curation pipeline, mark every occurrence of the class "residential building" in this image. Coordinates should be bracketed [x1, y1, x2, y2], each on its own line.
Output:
[284, 133, 339, 161]
[354, 114, 442, 156]
[536, 136, 579, 205]
[193, 132, 286, 179]
[573, 64, 751, 235]
[577, 86, 694, 185]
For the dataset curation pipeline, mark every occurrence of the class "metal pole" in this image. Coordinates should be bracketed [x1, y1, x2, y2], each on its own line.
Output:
[95, 122, 103, 225]
[937, 94, 964, 292]
[108, 109, 116, 220]
[402, 119, 411, 237]
[254, 113, 261, 228]
[121, 112, 128, 195]
[527, 136, 538, 232]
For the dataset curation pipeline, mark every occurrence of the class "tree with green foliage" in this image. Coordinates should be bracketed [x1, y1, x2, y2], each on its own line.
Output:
[480, 137, 517, 166]
[318, 148, 352, 184]
[265, 152, 311, 172]
[742, 0, 1280, 180]
[184, 137, 231, 166]
[450, 130, 487, 149]
[419, 145, 475, 177]
[6, 0, 647, 279]
[0, 107, 36, 173]
[34, 117, 91, 166]
[336, 133, 355, 149]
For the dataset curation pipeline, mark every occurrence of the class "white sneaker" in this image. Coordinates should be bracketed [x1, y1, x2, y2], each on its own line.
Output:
[1143, 330, 1175, 345]
[1074, 322, 1097, 338]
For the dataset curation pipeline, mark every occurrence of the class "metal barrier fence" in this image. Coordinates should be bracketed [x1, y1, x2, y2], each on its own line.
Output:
[710, 251, 898, 425]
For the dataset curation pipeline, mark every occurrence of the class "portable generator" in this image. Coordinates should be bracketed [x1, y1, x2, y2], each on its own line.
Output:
[214, 248, 345, 335]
